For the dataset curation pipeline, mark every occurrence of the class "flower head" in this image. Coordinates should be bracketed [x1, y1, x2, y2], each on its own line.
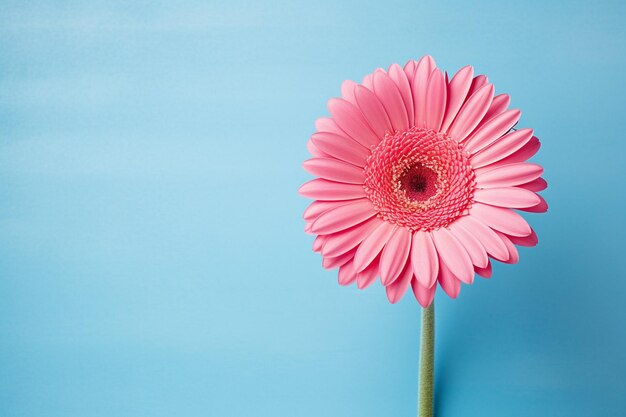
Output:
[299, 56, 547, 307]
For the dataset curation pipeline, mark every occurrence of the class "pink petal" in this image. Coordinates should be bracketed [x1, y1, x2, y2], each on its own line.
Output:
[437, 260, 462, 299]
[475, 162, 544, 188]
[495, 232, 519, 264]
[470, 128, 534, 168]
[354, 85, 393, 139]
[455, 215, 509, 261]
[303, 158, 365, 184]
[353, 221, 396, 273]
[306, 139, 330, 158]
[386, 262, 413, 304]
[362, 73, 374, 90]
[412, 56, 437, 128]
[482, 94, 511, 123]
[322, 217, 383, 258]
[311, 199, 376, 234]
[327, 98, 380, 148]
[440, 65, 474, 132]
[411, 279, 436, 308]
[340, 80, 358, 105]
[298, 178, 366, 201]
[486, 136, 541, 168]
[508, 228, 538, 247]
[388, 63, 415, 127]
[403, 59, 418, 84]
[463, 109, 521, 153]
[431, 228, 474, 284]
[315, 117, 346, 136]
[473, 187, 541, 208]
[448, 222, 488, 268]
[357, 255, 380, 289]
[447, 84, 494, 142]
[338, 260, 358, 286]
[518, 194, 548, 213]
[424, 69, 447, 132]
[475, 261, 492, 278]
[518, 177, 548, 192]
[303, 200, 343, 222]
[379, 227, 412, 286]
[310, 132, 369, 167]
[312, 235, 327, 253]
[322, 248, 355, 269]
[466, 75, 488, 98]
[411, 231, 439, 287]
[373, 71, 409, 132]
[470, 203, 532, 237]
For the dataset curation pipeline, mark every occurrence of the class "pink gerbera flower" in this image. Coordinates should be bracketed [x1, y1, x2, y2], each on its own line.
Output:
[299, 56, 547, 307]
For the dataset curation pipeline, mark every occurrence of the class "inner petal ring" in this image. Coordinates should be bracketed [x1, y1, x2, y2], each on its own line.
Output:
[363, 127, 476, 232]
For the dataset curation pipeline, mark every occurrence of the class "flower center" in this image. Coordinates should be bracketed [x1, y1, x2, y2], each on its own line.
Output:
[363, 127, 475, 231]
[399, 163, 438, 202]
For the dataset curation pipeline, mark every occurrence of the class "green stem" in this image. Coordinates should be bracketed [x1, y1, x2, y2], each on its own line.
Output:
[418, 302, 434, 417]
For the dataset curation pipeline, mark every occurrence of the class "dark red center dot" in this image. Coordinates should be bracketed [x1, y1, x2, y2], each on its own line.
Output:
[399, 164, 438, 202]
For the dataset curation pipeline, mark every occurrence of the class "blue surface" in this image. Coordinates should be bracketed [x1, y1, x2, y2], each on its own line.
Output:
[1, 1, 625, 416]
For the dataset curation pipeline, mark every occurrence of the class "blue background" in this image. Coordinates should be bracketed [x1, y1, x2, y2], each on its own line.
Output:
[1, 1, 625, 416]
